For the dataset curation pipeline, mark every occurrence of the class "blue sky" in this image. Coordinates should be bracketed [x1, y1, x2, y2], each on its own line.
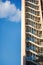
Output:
[0, 0, 21, 65]
[3, 0, 21, 9]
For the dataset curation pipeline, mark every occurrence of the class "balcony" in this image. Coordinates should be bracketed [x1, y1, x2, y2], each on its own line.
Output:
[26, 40, 43, 49]
[25, 18, 41, 24]
[25, 1, 39, 10]
[26, 34, 41, 45]
[26, 56, 32, 60]
[26, 45, 40, 53]
[26, 12, 40, 18]
[26, 27, 42, 37]
[26, 46, 36, 51]
[25, 7, 40, 16]
[25, 13, 40, 22]
[26, 24, 42, 32]
[26, 42, 43, 55]
[25, 6, 40, 12]
[25, 19, 41, 29]
[25, 0, 38, 5]
[26, 56, 36, 61]
[26, 60, 40, 65]
[26, 37, 35, 43]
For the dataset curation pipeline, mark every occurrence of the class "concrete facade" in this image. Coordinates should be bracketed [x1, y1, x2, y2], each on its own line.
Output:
[21, 0, 43, 65]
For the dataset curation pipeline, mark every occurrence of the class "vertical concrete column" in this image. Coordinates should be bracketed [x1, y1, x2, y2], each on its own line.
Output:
[21, 0, 26, 65]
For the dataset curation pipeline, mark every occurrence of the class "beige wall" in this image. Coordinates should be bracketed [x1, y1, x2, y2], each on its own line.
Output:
[21, 0, 26, 65]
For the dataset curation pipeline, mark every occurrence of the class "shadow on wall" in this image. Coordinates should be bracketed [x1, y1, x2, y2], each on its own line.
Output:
[41, 0, 43, 16]
[23, 56, 26, 65]
[41, 0, 43, 10]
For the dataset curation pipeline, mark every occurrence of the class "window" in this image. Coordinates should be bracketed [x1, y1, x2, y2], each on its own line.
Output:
[25, 19, 29, 24]
[34, 17, 40, 22]
[31, 15, 34, 20]
[28, 36, 31, 41]
[26, 51, 32, 56]
[36, 11, 39, 16]
[25, 2, 29, 6]
[32, 55, 36, 60]
[32, 29, 36, 34]
[31, 36, 35, 42]
[25, 13, 30, 18]
[34, 38, 37, 43]
[26, 34, 31, 41]
[26, 56, 33, 60]
[26, 27, 31, 32]
[25, 7, 30, 12]
[30, 45, 34, 50]
[26, 47, 30, 50]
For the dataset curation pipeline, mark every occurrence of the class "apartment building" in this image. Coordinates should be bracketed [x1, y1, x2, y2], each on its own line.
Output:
[22, 0, 43, 65]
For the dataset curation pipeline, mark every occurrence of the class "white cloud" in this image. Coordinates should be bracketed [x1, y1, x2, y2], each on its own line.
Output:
[0, 1, 21, 22]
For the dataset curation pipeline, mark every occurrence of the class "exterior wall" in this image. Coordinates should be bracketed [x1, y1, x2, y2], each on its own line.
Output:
[39, 0, 43, 39]
[21, 0, 26, 65]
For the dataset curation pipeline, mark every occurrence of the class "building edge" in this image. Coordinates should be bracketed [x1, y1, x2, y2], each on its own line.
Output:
[21, 0, 26, 65]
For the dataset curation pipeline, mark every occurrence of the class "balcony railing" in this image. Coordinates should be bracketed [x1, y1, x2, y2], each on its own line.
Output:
[25, 7, 40, 16]
[26, 36, 41, 45]
[26, 46, 36, 51]
[26, 28, 42, 37]
[25, 1, 39, 10]
[25, 13, 40, 22]
[26, 56, 33, 60]
[26, 56, 36, 61]
[25, 0, 38, 4]
[25, 19, 41, 29]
